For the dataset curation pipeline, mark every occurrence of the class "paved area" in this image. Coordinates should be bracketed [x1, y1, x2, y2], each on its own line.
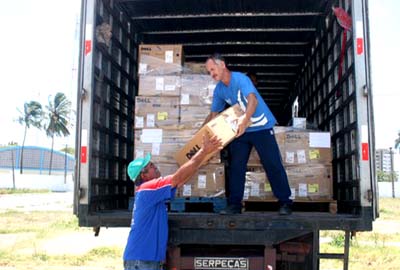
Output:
[0, 192, 74, 212]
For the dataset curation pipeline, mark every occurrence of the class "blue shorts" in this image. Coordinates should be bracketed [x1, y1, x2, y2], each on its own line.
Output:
[123, 260, 161, 270]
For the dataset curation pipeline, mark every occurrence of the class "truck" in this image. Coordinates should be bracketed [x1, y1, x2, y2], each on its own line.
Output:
[74, 0, 377, 269]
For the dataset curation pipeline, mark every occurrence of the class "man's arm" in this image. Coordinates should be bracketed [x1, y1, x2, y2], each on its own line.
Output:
[236, 93, 257, 137]
[171, 134, 222, 188]
[202, 112, 218, 127]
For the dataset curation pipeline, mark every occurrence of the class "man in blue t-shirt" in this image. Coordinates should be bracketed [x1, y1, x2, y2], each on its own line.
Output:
[204, 53, 293, 215]
[123, 134, 222, 270]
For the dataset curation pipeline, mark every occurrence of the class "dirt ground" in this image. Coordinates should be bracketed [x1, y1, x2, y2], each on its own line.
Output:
[1, 192, 399, 256]
[0, 192, 130, 255]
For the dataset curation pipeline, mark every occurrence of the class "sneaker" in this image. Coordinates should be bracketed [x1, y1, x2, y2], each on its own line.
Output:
[279, 204, 292, 215]
[219, 205, 242, 215]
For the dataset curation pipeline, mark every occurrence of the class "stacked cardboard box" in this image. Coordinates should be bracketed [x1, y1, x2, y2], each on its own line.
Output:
[183, 62, 208, 74]
[244, 164, 332, 201]
[135, 44, 183, 167]
[138, 44, 183, 75]
[158, 163, 225, 197]
[134, 96, 180, 129]
[138, 75, 181, 96]
[135, 46, 225, 198]
[245, 127, 333, 201]
[248, 128, 331, 166]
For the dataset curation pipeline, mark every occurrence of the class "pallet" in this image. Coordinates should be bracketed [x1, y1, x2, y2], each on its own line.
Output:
[169, 197, 227, 213]
[243, 199, 337, 214]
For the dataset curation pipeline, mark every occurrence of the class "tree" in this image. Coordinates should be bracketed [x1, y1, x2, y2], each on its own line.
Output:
[395, 130, 400, 151]
[17, 101, 43, 174]
[377, 170, 391, 182]
[44, 92, 72, 175]
[59, 146, 75, 155]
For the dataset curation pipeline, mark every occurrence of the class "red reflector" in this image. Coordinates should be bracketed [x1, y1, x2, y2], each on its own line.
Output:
[81, 146, 87, 163]
[362, 143, 369, 160]
[357, 38, 363, 55]
[85, 40, 92, 55]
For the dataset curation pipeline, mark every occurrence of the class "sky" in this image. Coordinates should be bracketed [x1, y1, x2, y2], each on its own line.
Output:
[0, 0, 80, 149]
[0, 0, 399, 152]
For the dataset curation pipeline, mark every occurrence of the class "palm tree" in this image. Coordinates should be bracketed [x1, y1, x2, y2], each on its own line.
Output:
[17, 101, 43, 174]
[395, 130, 400, 151]
[44, 92, 72, 175]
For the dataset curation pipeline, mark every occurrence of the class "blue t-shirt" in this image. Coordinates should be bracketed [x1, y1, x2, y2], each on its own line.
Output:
[123, 175, 176, 262]
[211, 71, 276, 131]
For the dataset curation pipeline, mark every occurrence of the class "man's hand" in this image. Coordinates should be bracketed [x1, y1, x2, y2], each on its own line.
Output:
[236, 115, 250, 137]
[202, 133, 223, 154]
[171, 133, 223, 188]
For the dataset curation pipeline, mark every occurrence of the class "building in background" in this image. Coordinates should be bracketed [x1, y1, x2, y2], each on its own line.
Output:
[376, 148, 393, 174]
[0, 146, 74, 175]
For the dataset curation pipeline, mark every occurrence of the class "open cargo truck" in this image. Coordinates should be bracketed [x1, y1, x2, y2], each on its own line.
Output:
[74, 0, 377, 269]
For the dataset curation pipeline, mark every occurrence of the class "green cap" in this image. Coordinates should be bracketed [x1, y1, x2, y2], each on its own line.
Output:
[127, 153, 151, 181]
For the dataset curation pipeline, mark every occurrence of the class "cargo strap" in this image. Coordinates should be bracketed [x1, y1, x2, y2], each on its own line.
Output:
[333, 7, 352, 98]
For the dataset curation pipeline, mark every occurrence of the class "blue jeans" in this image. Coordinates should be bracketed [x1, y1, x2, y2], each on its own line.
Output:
[123, 260, 161, 270]
[228, 128, 292, 206]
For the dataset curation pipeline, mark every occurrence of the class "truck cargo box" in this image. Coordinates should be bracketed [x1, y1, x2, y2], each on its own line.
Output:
[74, 0, 376, 268]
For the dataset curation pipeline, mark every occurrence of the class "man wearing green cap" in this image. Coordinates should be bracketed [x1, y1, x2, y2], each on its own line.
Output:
[123, 133, 222, 270]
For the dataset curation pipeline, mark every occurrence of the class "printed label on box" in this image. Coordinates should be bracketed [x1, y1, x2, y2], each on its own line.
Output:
[165, 84, 176, 91]
[155, 77, 164, 91]
[309, 132, 330, 148]
[181, 94, 190, 105]
[135, 150, 144, 158]
[289, 187, 296, 200]
[157, 112, 168, 120]
[286, 152, 295, 163]
[141, 129, 163, 143]
[309, 149, 320, 160]
[299, 183, 308, 197]
[165, 51, 173, 63]
[297, 150, 306, 164]
[198, 175, 207, 189]
[183, 184, 192, 196]
[308, 183, 319, 193]
[139, 63, 147, 74]
[147, 114, 155, 127]
[152, 143, 160, 155]
[243, 188, 250, 200]
[135, 116, 144, 128]
[250, 183, 260, 196]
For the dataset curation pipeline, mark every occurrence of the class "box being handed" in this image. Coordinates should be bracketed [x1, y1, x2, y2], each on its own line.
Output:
[174, 104, 249, 166]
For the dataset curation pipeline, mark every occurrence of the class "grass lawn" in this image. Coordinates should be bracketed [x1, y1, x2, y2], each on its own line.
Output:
[0, 195, 399, 269]
[320, 198, 400, 270]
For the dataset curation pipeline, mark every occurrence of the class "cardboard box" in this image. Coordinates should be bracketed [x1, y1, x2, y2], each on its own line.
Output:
[180, 74, 215, 106]
[154, 163, 225, 197]
[285, 164, 333, 200]
[183, 62, 208, 74]
[248, 128, 332, 166]
[134, 128, 221, 164]
[244, 164, 333, 201]
[138, 44, 183, 75]
[174, 104, 248, 166]
[138, 75, 181, 96]
[179, 105, 211, 129]
[134, 142, 185, 164]
[281, 131, 332, 165]
[134, 128, 197, 144]
[134, 96, 180, 129]
[177, 164, 225, 197]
